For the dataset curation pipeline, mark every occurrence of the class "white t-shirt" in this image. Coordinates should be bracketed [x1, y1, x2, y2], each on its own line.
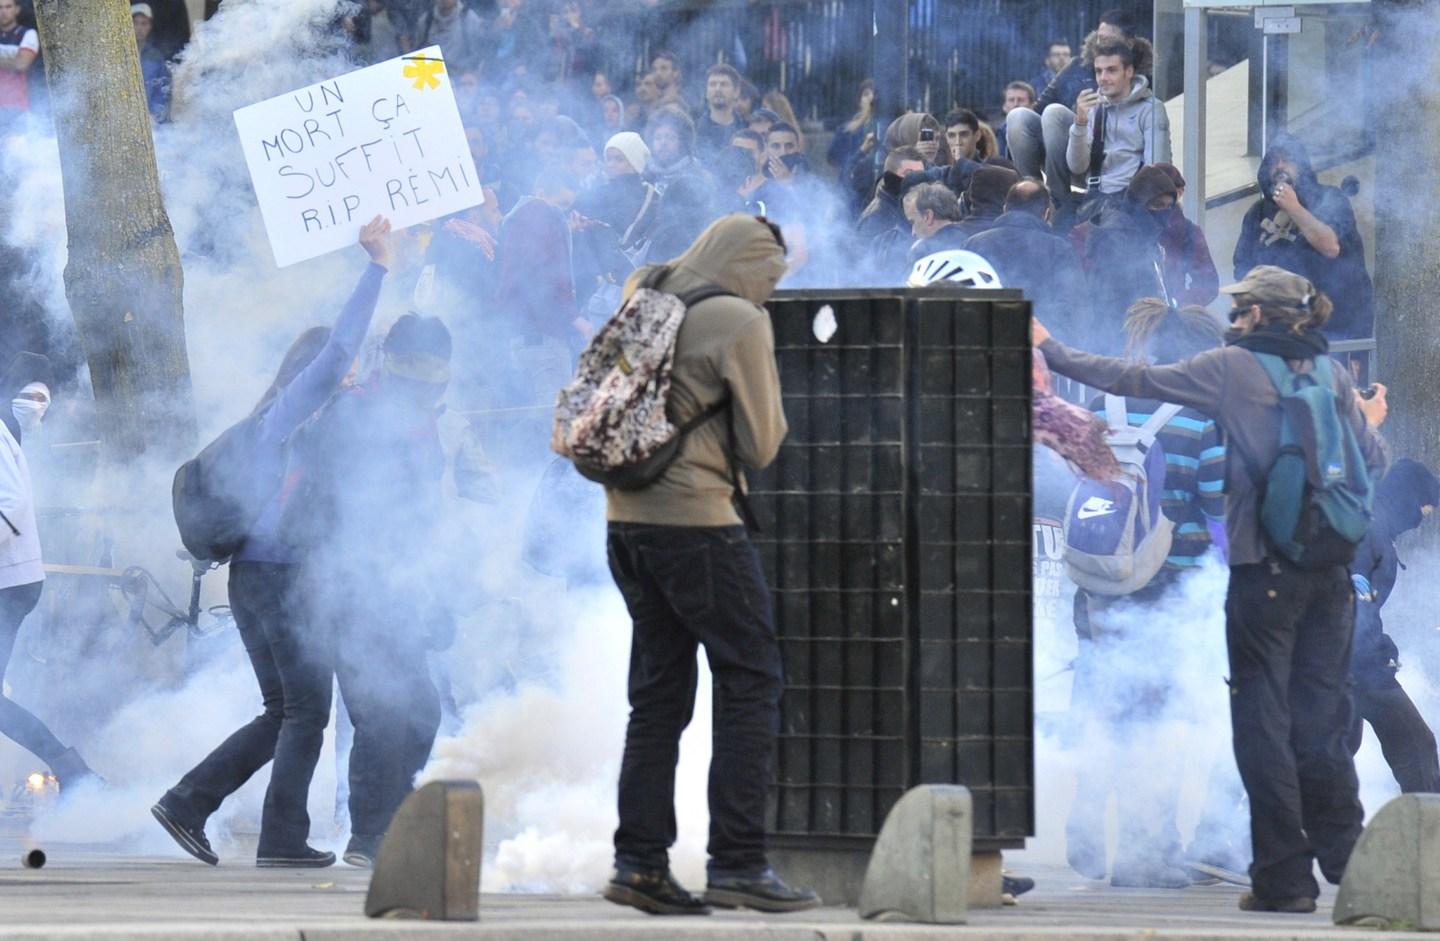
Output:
[0, 26, 39, 112]
[0, 420, 43, 590]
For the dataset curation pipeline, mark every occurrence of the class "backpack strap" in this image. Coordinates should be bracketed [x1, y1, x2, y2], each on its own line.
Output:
[1103, 394, 1127, 432]
[1136, 402, 1185, 448]
[675, 285, 736, 308]
[1086, 105, 1106, 192]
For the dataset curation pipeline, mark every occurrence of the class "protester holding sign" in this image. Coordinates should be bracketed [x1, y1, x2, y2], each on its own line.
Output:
[152, 218, 394, 869]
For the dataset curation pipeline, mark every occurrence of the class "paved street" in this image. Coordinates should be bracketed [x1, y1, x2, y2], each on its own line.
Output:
[0, 845, 1400, 941]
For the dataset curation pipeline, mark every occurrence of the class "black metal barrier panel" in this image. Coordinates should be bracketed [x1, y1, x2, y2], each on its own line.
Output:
[751, 288, 1034, 852]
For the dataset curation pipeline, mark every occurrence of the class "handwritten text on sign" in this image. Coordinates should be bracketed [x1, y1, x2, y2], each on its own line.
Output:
[233, 47, 483, 268]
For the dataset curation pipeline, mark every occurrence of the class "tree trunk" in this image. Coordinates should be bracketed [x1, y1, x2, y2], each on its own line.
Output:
[33, 0, 196, 463]
[1373, 0, 1440, 468]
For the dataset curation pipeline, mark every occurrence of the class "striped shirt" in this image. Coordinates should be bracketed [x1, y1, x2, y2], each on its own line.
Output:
[1089, 395, 1226, 569]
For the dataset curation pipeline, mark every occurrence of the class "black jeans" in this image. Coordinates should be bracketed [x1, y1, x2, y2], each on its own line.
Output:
[607, 523, 785, 876]
[0, 581, 71, 766]
[1348, 678, 1440, 794]
[1226, 560, 1364, 900]
[163, 562, 334, 853]
[335, 613, 440, 842]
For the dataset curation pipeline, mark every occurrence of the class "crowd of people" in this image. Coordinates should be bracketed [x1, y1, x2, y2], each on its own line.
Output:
[0, 0, 1412, 924]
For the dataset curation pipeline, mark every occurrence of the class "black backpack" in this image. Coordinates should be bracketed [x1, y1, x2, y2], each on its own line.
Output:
[171, 413, 269, 562]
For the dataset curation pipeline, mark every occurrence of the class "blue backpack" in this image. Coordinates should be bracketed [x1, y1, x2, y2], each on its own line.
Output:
[1244, 352, 1373, 569]
[1062, 396, 1183, 595]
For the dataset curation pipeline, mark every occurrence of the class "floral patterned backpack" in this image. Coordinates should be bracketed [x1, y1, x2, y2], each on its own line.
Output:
[552, 266, 733, 490]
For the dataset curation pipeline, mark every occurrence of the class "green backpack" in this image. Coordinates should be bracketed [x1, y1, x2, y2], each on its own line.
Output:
[1244, 352, 1373, 569]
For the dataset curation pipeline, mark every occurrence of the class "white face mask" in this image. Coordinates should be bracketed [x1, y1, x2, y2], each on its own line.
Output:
[11, 398, 45, 434]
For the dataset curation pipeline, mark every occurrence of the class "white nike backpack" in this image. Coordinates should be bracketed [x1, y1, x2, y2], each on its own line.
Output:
[1061, 396, 1183, 595]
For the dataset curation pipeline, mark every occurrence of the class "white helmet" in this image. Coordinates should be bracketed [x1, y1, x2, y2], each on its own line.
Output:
[907, 250, 1003, 289]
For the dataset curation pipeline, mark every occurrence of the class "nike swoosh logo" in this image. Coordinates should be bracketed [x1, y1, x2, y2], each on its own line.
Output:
[1076, 505, 1117, 520]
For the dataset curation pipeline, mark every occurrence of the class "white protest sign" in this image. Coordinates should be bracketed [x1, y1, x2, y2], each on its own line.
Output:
[233, 46, 483, 268]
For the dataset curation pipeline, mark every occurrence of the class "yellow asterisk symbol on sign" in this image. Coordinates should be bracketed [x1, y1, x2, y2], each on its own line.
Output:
[403, 55, 445, 91]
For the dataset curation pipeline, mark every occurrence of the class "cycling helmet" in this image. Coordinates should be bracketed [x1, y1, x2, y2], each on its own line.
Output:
[907, 249, 1003, 289]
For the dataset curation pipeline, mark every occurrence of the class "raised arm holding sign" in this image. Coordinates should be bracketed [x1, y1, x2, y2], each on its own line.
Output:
[233, 46, 483, 268]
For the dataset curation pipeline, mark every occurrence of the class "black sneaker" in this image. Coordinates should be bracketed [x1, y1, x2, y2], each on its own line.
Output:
[256, 846, 336, 869]
[1238, 891, 1317, 913]
[603, 865, 711, 916]
[151, 802, 218, 866]
[1003, 874, 1036, 896]
[704, 867, 821, 913]
[343, 835, 381, 869]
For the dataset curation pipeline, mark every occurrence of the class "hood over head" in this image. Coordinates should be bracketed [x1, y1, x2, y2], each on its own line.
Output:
[1126, 165, 1178, 207]
[628, 214, 788, 306]
[884, 111, 940, 151]
[1257, 133, 1320, 202]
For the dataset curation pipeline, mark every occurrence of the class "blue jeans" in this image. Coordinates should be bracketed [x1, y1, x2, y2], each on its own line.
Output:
[163, 562, 334, 853]
[606, 523, 784, 876]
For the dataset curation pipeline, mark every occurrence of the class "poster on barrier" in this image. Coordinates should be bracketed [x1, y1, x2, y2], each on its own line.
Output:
[233, 46, 483, 268]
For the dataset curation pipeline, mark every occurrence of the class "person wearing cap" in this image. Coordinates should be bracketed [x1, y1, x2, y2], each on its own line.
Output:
[0, 353, 100, 794]
[1033, 264, 1388, 914]
[153, 219, 394, 870]
[280, 312, 455, 869]
[1346, 459, 1440, 793]
[1151, 162, 1219, 307]
[131, 3, 170, 120]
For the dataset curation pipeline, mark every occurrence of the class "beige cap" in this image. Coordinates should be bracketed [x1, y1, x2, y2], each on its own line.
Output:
[1221, 264, 1315, 308]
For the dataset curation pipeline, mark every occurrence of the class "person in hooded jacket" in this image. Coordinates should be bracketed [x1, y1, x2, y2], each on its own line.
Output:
[967, 181, 1089, 343]
[856, 145, 925, 241]
[601, 215, 820, 917]
[849, 111, 980, 218]
[1009, 10, 1158, 219]
[1033, 266, 1388, 914]
[1346, 459, 1440, 793]
[0, 352, 99, 794]
[1153, 162, 1219, 307]
[644, 106, 711, 196]
[152, 219, 393, 869]
[577, 131, 657, 251]
[1234, 135, 1373, 339]
[1081, 167, 1176, 354]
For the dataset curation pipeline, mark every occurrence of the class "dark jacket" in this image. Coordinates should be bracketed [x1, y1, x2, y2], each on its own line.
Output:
[1159, 209, 1219, 307]
[1083, 203, 1168, 354]
[908, 223, 972, 265]
[1037, 32, 1155, 112]
[1234, 136, 1374, 339]
[1350, 460, 1440, 688]
[966, 212, 1089, 343]
[857, 179, 906, 240]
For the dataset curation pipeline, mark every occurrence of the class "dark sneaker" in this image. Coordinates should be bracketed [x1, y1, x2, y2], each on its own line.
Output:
[151, 802, 218, 866]
[343, 835, 381, 869]
[1238, 892, 1317, 913]
[256, 846, 336, 869]
[603, 865, 711, 916]
[704, 867, 821, 913]
[1002, 874, 1035, 896]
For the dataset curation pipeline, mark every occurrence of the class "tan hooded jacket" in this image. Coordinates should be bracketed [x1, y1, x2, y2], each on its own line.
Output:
[606, 215, 790, 527]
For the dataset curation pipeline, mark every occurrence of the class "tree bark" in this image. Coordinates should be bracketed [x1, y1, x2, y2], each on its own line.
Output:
[33, 0, 196, 463]
[1373, 0, 1440, 468]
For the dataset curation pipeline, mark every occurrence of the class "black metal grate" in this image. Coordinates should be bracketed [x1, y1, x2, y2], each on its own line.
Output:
[750, 289, 1034, 846]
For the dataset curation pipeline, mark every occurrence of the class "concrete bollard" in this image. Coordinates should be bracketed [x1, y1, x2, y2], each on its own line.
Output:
[1335, 794, 1440, 928]
[364, 780, 485, 921]
[858, 785, 972, 924]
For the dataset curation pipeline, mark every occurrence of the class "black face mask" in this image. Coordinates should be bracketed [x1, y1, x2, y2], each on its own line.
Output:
[1149, 206, 1176, 227]
[881, 171, 904, 196]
